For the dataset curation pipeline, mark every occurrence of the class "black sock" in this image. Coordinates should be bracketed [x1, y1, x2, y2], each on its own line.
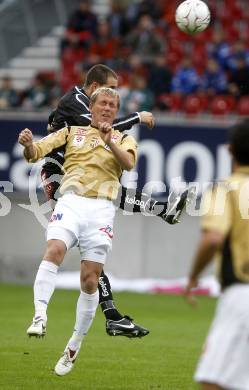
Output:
[98, 271, 123, 321]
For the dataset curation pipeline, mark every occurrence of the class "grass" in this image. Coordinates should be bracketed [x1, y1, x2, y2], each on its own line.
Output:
[0, 284, 216, 390]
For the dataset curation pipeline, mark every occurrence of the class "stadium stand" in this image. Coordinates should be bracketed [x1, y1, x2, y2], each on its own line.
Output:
[210, 95, 236, 115]
[0, 0, 248, 115]
[237, 96, 249, 115]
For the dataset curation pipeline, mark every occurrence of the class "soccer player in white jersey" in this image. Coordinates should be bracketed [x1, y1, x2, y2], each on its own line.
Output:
[18, 87, 137, 376]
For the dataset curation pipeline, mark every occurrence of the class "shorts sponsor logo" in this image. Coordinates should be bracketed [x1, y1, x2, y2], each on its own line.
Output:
[99, 225, 113, 239]
[50, 213, 63, 222]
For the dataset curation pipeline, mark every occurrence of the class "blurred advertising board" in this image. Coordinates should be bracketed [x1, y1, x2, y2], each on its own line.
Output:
[0, 116, 231, 195]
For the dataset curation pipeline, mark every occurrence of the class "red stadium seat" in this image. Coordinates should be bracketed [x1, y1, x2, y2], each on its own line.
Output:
[192, 28, 213, 45]
[240, 22, 249, 46]
[167, 26, 190, 42]
[210, 95, 236, 115]
[167, 39, 184, 71]
[60, 47, 84, 91]
[218, 1, 243, 26]
[225, 24, 240, 43]
[237, 97, 249, 116]
[158, 93, 183, 111]
[198, 94, 209, 110]
[183, 95, 205, 115]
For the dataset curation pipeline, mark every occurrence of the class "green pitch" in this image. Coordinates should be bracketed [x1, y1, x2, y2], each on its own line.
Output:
[0, 284, 216, 390]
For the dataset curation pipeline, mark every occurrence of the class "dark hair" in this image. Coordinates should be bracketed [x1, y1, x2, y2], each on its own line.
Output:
[84, 64, 118, 88]
[229, 118, 249, 165]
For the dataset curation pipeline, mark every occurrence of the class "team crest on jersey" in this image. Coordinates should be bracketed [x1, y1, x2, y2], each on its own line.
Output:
[73, 128, 87, 147]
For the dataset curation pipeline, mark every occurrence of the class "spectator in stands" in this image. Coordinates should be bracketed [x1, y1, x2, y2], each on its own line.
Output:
[201, 58, 228, 96]
[121, 74, 154, 114]
[228, 55, 249, 97]
[123, 2, 141, 32]
[124, 0, 162, 31]
[47, 79, 62, 109]
[147, 56, 172, 96]
[22, 74, 49, 109]
[124, 14, 165, 63]
[136, 0, 162, 21]
[227, 40, 249, 71]
[89, 19, 119, 68]
[208, 29, 231, 70]
[171, 57, 200, 94]
[108, 2, 128, 38]
[61, 0, 97, 55]
[0, 75, 19, 109]
[116, 54, 148, 92]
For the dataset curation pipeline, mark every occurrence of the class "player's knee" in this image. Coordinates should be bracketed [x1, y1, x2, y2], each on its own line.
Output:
[44, 240, 66, 265]
[81, 271, 99, 294]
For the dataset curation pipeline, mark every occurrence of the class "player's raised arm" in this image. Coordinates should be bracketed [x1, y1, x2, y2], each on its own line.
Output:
[112, 111, 154, 132]
[98, 122, 137, 171]
[18, 127, 70, 163]
[18, 128, 35, 160]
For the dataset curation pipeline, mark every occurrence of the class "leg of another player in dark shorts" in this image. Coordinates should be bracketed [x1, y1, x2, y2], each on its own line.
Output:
[116, 185, 195, 225]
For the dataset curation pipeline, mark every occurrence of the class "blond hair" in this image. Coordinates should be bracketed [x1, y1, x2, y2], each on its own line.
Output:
[90, 87, 120, 109]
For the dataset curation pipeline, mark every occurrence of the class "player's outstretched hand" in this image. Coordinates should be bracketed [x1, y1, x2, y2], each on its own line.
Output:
[98, 122, 112, 145]
[18, 128, 33, 147]
[139, 111, 155, 129]
[184, 278, 198, 307]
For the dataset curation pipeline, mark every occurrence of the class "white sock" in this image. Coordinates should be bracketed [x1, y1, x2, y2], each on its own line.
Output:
[67, 290, 99, 351]
[33, 260, 58, 320]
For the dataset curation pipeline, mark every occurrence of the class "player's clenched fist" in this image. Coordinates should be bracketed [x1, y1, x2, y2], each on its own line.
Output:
[98, 122, 112, 145]
[139, 111, 155, 129]
[18, 128, 33, 147]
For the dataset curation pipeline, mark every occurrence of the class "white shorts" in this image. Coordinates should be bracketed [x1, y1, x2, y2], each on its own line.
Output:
[195, 284, 249, 390]
[47, 192, 115, 264]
